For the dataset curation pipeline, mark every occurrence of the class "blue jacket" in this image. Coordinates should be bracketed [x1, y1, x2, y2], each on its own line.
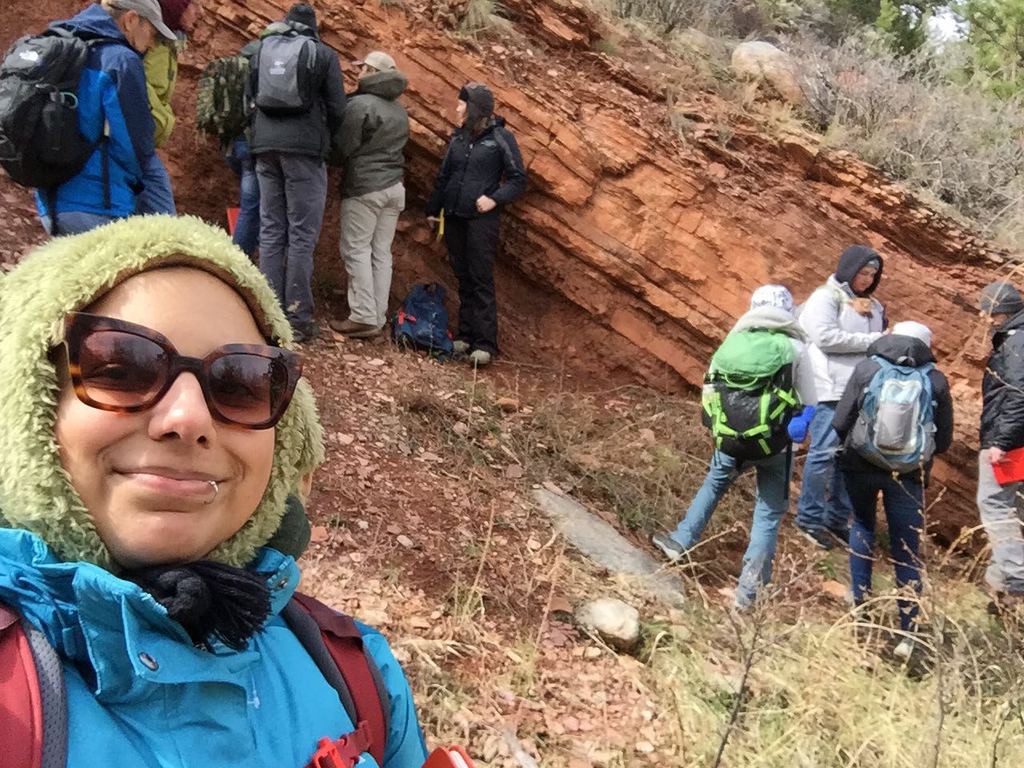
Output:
[35, 4, 155, 219]
[0, 529, 429, 768]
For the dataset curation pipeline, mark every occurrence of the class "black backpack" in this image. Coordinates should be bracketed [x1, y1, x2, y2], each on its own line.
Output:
[0, 26, 113, 190]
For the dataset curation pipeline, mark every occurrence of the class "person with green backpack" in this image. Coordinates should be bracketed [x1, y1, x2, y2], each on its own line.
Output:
[652, 285, 817, 611]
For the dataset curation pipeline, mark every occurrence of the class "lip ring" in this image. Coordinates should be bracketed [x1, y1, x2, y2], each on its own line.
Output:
[204, 480, 219, 505]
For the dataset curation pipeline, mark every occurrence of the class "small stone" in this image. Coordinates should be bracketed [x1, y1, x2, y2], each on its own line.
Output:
[821, 580, 849, 602]
[638, 428, 657, 445]
[366, 358, 386, 367]
[396, 534, 415, 548]
[506, 465, 524, 479]
[356, 520, 370, 530]
[337, 433, 356, 446]
[635, 741, 655, 754]
[526, 537, 542, 551]
[496, 396, 520, 412]
[576, 597, 641, 651]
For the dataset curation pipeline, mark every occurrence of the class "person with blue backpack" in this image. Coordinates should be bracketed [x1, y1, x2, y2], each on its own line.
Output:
[0, 1, 175, 236]
[651, 286, 817, 611]
[832, 321, 953, 659]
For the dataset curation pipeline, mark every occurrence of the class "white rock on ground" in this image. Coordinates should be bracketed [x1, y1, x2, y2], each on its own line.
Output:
[575, 597, 641, 651]
[731, 41, 805, 106]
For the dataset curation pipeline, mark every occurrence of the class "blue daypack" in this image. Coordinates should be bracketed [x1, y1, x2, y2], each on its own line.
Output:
[392, 283, 454, 357]
[847, 356, 936, 474]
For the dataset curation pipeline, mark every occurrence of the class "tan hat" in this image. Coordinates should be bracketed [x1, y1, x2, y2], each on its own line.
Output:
[353, 51, 396, 71]
[111, 0, 177, 40]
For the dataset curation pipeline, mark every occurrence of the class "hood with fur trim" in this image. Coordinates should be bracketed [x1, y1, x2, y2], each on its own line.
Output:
[0, 215, 324, 571]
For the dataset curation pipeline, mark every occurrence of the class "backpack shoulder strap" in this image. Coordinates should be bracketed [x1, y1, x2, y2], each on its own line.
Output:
[285, 592, 390, 767]
[0, 601, 66, 768]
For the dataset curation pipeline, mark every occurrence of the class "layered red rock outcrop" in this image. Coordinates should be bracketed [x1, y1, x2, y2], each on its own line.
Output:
[0, 0, 1008, 538]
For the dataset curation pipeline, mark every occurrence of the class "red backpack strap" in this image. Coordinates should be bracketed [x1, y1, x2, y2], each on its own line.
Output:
[2, 599, 69, 768]
[286, 593, 389, 767]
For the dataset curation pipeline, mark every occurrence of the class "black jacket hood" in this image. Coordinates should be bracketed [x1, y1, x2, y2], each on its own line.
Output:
[868, 334, 934, 367]
[835, 245, 883, 297]
[994, 306, 1024, 341]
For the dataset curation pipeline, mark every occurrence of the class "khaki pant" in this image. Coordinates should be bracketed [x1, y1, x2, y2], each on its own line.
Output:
[340, 182, 405, 327]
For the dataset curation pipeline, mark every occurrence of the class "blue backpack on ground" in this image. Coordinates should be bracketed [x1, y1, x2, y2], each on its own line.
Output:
[847, 356, 936, 474]
[392, 283, 454, 358]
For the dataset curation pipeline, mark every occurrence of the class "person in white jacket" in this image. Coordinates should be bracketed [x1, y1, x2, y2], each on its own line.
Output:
[652, 285, 817, 611]
[795, 245, 885, 549]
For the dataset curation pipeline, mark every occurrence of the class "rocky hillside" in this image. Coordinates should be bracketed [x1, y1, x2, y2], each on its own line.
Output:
[0, 0, 1007, 537]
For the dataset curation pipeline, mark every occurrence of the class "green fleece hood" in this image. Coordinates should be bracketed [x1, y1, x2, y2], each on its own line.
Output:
[0, 215, 324, 571]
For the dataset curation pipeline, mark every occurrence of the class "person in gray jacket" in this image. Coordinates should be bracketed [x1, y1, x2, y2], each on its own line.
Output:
[329, 51, 409, 339]
[795, 245, 886, 549]
[249, 3, 346, 342]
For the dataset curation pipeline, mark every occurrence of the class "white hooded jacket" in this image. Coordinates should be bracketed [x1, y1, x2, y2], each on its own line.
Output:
[798, 275, 884, 402]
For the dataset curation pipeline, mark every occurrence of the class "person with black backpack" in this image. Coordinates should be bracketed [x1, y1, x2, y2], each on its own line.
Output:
[651, 286, 817, 611]
[248, 3, 346, 343]
[425, 82, 527, 367]
[0, 0, 175, 236]
[833, 321, 953, 659]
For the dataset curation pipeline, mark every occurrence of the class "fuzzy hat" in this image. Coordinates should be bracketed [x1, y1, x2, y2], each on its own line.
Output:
[749, 284, 794, 315]
[459, 82, 494, 127]
[285, 3, 318, 32]
[979, 281, 1024, 317]
[157, 0, 191, 31]
[0, 215, 324, 571]
[891, 320, 932, 348]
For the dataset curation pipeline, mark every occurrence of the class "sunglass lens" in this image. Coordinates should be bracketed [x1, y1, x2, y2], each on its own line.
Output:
[77, 331, 167, 407]
[209, 353, 287, 426]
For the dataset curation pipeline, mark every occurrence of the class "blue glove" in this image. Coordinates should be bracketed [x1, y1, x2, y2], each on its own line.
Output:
[787, 405, 816, 443]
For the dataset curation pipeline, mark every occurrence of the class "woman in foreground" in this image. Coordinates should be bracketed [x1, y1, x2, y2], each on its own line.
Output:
[0, 215, 428, 767]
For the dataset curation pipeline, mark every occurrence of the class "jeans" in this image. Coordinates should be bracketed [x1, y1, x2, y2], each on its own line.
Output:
[977, 451, 1024, 594]
[670, 449, 791, 607]
[340, 182, 405, 327]
[256, 151, 328, 329]
[445, 212, 500, 356]
[846, 470, 924, 632]
[796, 402, 853, 533]
[135, 153, 176, 215]
[40, 211, 118, 236]
[227, 139, 260, 259]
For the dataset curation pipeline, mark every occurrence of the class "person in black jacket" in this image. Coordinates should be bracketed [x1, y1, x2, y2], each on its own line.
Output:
[976, 281, 1024, 609]
[426, 83, 527, 367]
[249, 3, 346, 342]
[833, 322, 953, 658]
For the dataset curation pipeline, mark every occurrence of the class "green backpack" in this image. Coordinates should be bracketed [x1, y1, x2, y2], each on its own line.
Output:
[196, 54, 250, 142]
[701, 330, 800, 460]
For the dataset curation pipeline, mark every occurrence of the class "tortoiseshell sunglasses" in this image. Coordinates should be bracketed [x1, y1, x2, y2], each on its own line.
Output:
[63, 312, 302, 430]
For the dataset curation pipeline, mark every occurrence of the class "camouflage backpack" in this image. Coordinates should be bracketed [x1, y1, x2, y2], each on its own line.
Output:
[196, 53, 250, 142]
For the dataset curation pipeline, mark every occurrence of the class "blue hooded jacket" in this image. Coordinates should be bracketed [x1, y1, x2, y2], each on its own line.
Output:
[0, 531, 430, 768]
[34, 4, 155, 219]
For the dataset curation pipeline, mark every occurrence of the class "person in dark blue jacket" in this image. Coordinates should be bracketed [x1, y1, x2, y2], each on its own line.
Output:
[426, 83, 527, 367]
[37, 0, 173, 236]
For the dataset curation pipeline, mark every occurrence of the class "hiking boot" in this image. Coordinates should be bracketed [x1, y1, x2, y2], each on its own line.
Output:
[469, 349, 492, 367]
[329, 318, 380, 339]
[651, 532, 685, 562]
[292, 322, 319, 344]
[893, 637, 916, 661]
[796, 523, 834, 550]
[452, 340, 471, 355]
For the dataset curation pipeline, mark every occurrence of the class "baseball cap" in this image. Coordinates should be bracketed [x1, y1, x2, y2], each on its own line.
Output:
[353, 51, 396, 72]
[112, 0, 177, 41]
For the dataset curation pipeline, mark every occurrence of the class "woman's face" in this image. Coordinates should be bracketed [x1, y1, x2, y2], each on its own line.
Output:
[851, 266, 877, 294]
[55, 268, 275, 568]
[181, 1, 202, 33]
[456, 98, 467, 122]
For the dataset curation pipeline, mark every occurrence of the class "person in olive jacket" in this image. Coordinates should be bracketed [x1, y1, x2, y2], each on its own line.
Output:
[330, 51, 409, 339]
[426, 82, 527, 367]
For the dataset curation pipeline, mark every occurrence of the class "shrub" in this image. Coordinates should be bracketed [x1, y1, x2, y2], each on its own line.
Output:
[793, 36, 1024, 249]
